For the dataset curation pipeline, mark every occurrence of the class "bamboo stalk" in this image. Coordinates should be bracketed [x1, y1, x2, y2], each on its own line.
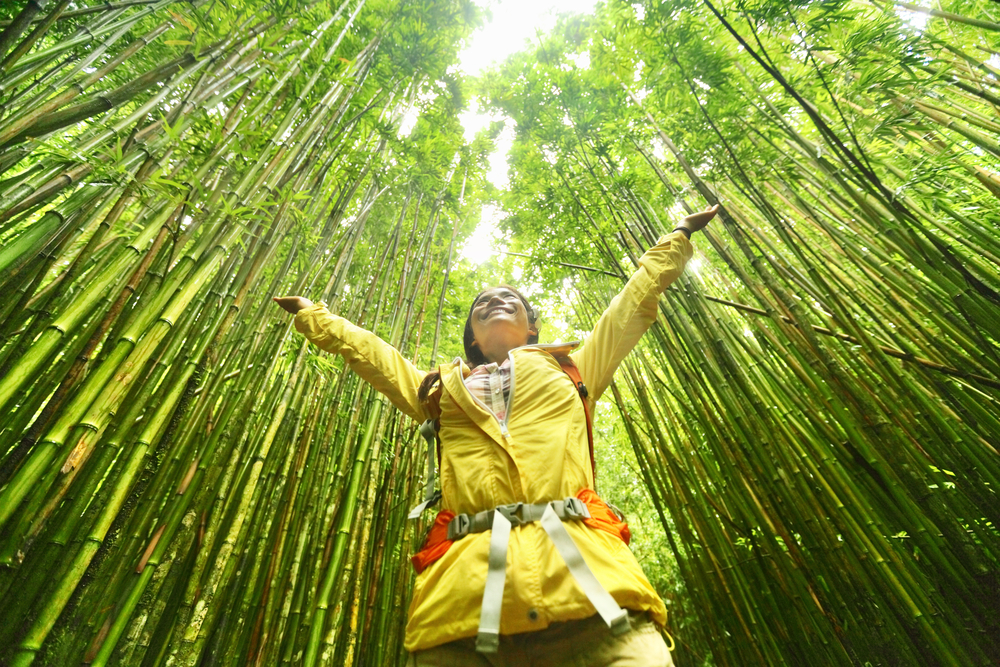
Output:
[1, 0, 998, 665]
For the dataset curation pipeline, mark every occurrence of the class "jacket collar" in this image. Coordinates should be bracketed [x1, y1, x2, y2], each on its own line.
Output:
[437, 341, 583, 451]
[523, 341, 581, 357]
[440, 359, 506, 449]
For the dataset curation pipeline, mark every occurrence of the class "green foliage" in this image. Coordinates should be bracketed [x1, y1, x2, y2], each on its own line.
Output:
[0, 0, 998, 665]
[474, 1, 1000, 665]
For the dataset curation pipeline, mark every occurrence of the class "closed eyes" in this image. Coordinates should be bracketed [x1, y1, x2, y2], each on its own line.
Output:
[475, 292, 517, 306]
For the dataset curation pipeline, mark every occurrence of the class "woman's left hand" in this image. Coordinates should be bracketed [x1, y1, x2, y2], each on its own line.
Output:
[675, 204, 719, 235]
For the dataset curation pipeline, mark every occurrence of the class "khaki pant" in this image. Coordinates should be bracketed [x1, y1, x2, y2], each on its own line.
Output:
[406, 612, 674, 667]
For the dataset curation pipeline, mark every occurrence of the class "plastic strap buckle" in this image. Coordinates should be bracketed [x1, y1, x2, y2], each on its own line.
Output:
[562, 497, 590, 520]
[447, 514, 471, 541]
[406, 490, 442, 520]
[495, 502, 524, 528]
[475, 630, 500, 653]
[609, 609, 631, 636]
[418, 418, 438, 441]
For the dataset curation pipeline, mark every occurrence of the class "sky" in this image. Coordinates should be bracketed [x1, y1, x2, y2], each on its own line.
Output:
[453, 0, 598, 263]
[458, 0, 596, 78]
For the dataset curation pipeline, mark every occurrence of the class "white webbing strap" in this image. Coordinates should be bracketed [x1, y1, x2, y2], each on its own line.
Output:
[539, 504, 630, 636]
[476, 509, 512, 653]
[407, 419, 440, 519]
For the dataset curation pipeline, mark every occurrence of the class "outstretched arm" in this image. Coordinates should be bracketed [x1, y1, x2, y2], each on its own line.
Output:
[275, 297, 428, 423]
[569, 205, 717, 401]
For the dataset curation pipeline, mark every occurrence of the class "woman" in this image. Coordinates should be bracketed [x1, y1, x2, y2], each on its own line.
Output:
[275, 205, 718, 666]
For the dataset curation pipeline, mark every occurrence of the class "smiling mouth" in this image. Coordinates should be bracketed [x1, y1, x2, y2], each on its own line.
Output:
[483, 306, 514, 319]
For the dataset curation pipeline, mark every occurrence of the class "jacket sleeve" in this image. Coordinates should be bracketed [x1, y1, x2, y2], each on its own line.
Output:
[294, 302, 428, 423]
[570, 231, 693, 402]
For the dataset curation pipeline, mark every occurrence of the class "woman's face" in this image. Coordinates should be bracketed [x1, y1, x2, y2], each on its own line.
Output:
[469, 287, 536, 353]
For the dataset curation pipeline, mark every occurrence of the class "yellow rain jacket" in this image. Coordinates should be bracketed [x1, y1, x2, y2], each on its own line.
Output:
[294, 230, 693, 651]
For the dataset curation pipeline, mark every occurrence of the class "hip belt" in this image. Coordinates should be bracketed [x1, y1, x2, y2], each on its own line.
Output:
[447, 497, 631, 654]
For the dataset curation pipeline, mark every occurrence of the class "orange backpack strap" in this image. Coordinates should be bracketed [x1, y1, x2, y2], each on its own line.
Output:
[555, 356, 597, 491]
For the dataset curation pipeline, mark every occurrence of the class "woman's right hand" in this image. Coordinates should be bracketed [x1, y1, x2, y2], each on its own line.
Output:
[273, 296, 314, 315]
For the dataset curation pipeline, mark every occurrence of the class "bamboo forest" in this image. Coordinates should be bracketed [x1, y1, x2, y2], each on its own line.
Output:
[0, 0, 998, 664]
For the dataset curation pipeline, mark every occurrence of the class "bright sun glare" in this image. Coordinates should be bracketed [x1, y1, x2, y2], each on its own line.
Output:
[458, 0, 597, 76]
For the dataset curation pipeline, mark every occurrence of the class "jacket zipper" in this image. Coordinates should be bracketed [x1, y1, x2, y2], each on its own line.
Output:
[460, 341, 581, 439]
[457, 361, 513, 437]
[499, 350, 514, 437]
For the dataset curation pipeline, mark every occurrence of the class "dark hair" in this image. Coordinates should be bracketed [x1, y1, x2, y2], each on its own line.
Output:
[418, 285, 539, 403]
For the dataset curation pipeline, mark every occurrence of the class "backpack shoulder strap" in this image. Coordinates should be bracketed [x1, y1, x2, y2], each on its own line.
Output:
[425, 381, 444, 422]
[409, 382, 444, 520]
[428, 382, 443, 470]
[554, 356, 597, 491]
